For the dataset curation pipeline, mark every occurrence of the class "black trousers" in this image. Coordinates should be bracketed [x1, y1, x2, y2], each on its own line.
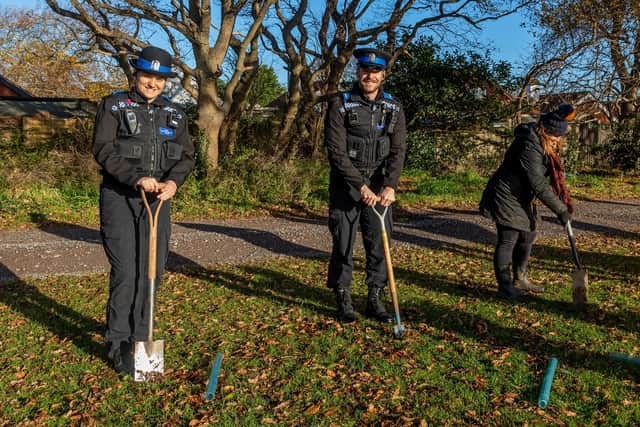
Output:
[494, 223, 536, 279]
[99, 181, 171, 355]
[326, 177, 392, 290]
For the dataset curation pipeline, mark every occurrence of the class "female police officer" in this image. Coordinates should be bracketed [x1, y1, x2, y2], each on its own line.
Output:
[480, 104, 575, 299]
[325, 48, 407, 323]
[92, 46, 195, 373]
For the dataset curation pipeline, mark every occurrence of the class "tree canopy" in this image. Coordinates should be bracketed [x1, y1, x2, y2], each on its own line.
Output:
[0, 7, 123, 100]
[385, 37, 518, 132]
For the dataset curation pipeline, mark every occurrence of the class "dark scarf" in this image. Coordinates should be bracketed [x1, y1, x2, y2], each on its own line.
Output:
[548, 150, 574, 214]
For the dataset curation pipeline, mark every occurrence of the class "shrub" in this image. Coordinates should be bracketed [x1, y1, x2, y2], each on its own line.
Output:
[174, 148, 329, 217]
[605, 120, 640, 171]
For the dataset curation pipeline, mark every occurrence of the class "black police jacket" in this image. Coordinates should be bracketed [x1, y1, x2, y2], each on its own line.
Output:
[92, 89, 195, 188]
[325, 84, 407, 196]
[479, 123, 568, 231]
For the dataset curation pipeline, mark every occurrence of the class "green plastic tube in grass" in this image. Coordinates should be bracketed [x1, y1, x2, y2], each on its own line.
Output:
[610, 352, 640, 366]
[537, 357, 558, 409]
[205, 352, 224, 401]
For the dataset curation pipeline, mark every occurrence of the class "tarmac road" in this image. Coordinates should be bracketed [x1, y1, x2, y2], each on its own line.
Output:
[1, 198, 638, 283]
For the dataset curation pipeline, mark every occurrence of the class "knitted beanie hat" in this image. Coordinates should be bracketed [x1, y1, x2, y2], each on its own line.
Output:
[539, 104, 576, 136]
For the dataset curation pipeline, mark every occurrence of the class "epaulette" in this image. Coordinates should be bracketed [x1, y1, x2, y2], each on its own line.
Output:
[341, 92, 351, 102]
[383, 92, 393, 100]
[162, 95, 172, 102]
[112, 89, 128, 96]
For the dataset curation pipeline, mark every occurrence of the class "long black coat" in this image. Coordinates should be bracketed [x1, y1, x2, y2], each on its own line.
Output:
[479, 123, 568, 231]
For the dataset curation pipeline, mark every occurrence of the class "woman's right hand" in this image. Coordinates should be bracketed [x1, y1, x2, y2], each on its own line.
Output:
[557, 210, 571, 226]
[360, 184, 378, 206]
[136, 177, 160, 192]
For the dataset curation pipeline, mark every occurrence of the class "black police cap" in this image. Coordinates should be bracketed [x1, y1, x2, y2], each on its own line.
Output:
[129, 46, 177, 78]
[353, 48, 392, 70]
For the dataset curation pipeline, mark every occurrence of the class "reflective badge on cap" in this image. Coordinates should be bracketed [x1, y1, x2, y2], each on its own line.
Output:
[368, 53, 376, 62]
[151, 60, 160, 71]
[159, 127, 175, 137]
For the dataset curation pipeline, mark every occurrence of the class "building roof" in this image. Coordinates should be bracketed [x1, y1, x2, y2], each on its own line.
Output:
[0, 74, 32, 98]
[539, 92, 613, 124]
[0, 97, 96, 118]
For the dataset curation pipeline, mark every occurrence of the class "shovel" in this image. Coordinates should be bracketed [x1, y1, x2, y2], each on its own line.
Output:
[134, 185, 166, 382]
[371, 202, 406, 339]
[566, 220, 588, 309]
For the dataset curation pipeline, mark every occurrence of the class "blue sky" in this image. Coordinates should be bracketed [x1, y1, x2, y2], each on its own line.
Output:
[5, 0, 534, 81]
[474, 11, 533, 74]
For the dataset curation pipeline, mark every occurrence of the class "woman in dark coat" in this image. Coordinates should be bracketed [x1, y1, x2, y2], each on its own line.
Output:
[479, 104, 575, 299]
[93, 46, 195, 373]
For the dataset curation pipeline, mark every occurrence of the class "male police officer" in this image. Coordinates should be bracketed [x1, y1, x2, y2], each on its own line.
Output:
[325, 48, 407, 323]
[93, 46, 195, 373]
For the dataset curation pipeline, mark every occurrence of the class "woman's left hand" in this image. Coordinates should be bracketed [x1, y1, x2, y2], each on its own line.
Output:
[378, 186, 396, 207]
[157, 180, 178, 200]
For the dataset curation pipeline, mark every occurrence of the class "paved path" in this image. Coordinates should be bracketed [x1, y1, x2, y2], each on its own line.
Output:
[1, 198, 638, 283]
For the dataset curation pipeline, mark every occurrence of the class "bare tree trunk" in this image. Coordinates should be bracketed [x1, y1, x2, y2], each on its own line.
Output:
[310, 104, 325, 157]
[276, 65, 303, 145]
[220, 34, 261, 156]
[277, 99, 300, 151]
[277, 95, 320, 159]
[196, 81, 225, 170]
[219, 115, 240, 156]
[219, 67, 261, 156]
[297, 100, 319, 155]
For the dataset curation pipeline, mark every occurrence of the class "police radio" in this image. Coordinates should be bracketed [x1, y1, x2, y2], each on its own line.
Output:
[124, 110, 140, 135]
[347, 109, 359, 126]
[168, 111, 179, 128]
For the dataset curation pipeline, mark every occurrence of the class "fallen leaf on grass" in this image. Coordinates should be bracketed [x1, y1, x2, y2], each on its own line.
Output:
[503, 392, 517, 405]
[324, 407, 339, 417]
[273, 401, 290, 411]
[304, 404, 321, 415]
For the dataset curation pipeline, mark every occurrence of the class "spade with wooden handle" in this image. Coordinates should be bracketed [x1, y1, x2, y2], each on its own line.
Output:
[133, 183, 167, 382]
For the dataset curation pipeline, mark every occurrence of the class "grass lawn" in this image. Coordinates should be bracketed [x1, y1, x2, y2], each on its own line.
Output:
[2, 165, 640, 229]
[2, 231, 639, 425]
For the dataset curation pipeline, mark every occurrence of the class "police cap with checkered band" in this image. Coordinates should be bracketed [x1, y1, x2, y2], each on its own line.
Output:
[129, 46, 177, 78]
[353, 48, 392, 71]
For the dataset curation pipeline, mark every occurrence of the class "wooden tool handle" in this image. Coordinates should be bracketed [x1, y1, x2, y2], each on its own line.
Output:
[381, 229, 401, 317]
[140, 187, 165, 280]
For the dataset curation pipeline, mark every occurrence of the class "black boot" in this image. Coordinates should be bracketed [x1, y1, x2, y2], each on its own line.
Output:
[335, 288, 356, 323]
[495, 265, 523, 300]
[513, 264, 544, 293]
[365, 287, 394, 323]
[109, 341, 133, 375]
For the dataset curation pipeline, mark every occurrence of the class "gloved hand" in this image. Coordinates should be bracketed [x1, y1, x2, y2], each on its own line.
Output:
[558, 210, 571, 226]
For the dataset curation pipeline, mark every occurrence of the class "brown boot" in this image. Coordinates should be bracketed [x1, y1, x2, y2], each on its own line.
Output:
[513, 266, 544, 293]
